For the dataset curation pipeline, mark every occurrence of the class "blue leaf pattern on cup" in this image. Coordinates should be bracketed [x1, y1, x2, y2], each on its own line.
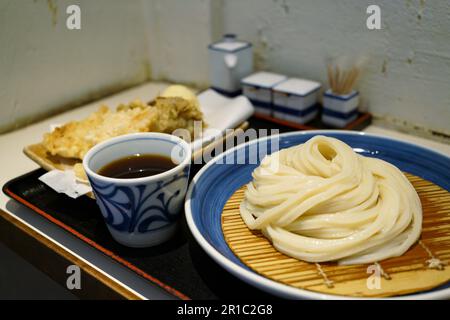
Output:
[89, 168, 189, 234]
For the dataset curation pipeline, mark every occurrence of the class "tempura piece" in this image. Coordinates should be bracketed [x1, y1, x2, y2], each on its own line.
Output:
[160, 84, 200, 109]
[43, 103, 157, 159]
[150, 96, 205, 137]
[41, 85, 205, 160]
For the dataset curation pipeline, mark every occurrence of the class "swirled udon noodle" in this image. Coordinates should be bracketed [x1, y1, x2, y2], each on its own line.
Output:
[240, 136, 422, 265]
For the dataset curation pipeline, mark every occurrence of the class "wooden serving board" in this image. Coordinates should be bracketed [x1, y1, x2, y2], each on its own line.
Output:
[24, 143, 88, 181]
[221, 173, 450, 298]
[23, 122, 250, 199]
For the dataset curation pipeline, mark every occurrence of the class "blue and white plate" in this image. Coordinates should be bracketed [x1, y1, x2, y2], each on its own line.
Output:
[185, 130, 450, 299]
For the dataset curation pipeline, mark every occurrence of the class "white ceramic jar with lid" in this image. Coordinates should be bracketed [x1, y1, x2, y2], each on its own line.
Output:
[208, 34, 253, 96]
[272, 78, 321, 124]
[241, 71, 287, 115]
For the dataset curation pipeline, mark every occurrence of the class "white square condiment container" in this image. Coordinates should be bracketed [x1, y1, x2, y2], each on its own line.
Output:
[272, 78, 321, 124]
[241, 72, 287, 115]
[321, 89, 359, 128]
[209, 34, 253, 96]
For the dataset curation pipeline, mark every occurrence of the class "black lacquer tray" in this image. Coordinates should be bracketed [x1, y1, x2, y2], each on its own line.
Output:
[2, 117, 370, 299]
[3, 166, 280, 299]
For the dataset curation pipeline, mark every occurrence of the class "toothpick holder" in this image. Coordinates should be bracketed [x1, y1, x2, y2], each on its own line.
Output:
[321, 89, 359, 128]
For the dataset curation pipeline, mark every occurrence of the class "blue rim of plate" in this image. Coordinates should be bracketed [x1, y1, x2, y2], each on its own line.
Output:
[185, 130, 450, 299]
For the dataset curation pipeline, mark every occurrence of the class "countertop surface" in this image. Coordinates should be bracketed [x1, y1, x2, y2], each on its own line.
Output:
[1, 82, 449, 299]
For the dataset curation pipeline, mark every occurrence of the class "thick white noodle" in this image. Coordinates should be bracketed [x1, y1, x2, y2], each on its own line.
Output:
[240, 136, 422, 265]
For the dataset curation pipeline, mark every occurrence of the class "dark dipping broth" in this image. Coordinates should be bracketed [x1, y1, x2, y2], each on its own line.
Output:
[98, 154, 176, 179]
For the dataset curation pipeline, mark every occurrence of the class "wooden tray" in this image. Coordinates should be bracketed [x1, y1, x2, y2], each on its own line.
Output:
[222, 173, 450, 298]
[254, 111, 372, 131]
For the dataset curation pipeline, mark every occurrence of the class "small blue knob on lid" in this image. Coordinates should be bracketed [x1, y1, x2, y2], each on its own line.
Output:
[223, 34, 237, 42]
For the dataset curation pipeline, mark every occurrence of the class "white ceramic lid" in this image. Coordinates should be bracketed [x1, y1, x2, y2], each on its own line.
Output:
[211, 41, 249, 52]
[273, 78, 321, 96]
[210, 34, 250, 52]
[241, 72, 287, 88]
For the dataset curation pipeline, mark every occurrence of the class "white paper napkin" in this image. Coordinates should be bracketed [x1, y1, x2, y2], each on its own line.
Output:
[39, 170, 92, 199]
[192, 89, 254, 150]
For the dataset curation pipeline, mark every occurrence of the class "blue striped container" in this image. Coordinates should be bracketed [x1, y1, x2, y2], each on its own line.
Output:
[241, 72, 287, 116]
[322, 89, 359, 128]
[272, 78, 321, 124]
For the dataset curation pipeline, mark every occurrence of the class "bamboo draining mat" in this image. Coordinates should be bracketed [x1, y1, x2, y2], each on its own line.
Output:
[222, 173, 450, 298]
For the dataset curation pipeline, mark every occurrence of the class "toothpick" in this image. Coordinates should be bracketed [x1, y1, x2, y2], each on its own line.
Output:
[334, 66, 341, 94]
[342, 68, 355, 94]
[347, 67, 360, 94]
[327, 64, 334, 93]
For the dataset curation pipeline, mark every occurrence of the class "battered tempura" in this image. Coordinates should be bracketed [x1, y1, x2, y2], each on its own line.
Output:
[42, 86, 204, 160]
